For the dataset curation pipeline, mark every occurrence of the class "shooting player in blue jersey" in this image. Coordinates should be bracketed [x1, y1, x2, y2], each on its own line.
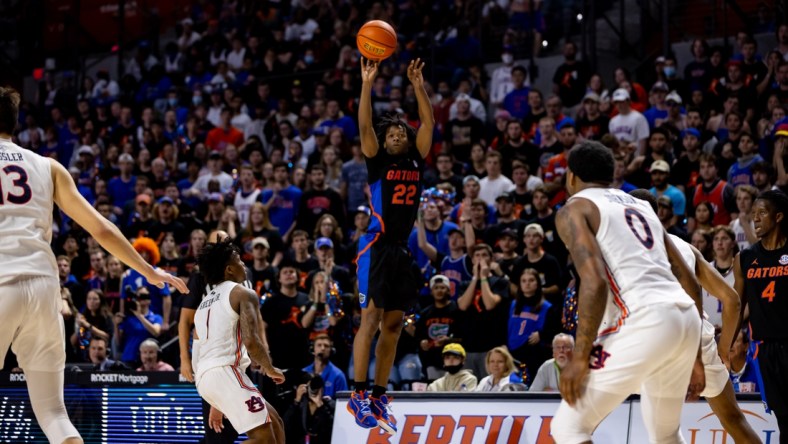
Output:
[346, 57, 434, 435]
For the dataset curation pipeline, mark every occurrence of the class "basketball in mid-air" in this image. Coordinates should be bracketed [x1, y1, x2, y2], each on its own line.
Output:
[356, 20, 397, 61]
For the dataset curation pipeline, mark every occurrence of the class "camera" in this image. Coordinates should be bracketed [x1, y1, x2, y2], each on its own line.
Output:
[307, 374, 324, 397]
[124, 286, 150, 315]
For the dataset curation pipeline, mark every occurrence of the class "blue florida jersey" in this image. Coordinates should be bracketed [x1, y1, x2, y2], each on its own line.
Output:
[366, 146, 425, 242]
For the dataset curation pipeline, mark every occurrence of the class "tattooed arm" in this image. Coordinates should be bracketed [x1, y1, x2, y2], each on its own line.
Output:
[555, 200, 608, 361]
[231, 285, 285, 383]
[555, 200, 609, 406]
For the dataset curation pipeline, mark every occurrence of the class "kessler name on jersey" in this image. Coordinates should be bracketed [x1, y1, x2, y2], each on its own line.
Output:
[0, 151, 24, 162]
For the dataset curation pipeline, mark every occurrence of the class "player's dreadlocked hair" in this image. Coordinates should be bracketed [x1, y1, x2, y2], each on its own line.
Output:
[755, 190, 788, 234]
[375, 112, 416, 148]
[198, 239, 239, 285]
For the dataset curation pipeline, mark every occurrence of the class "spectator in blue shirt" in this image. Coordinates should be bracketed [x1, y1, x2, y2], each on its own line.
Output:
[319, 100, 357, 141]
[303, 334, 348, 399]
[503, 66, 531, 120]
[409, 201, 460, 272]
[113, 287, 162, 364]
[69, 166, 95, 204]
[730, 329, 761, 393]
[642, 82, 670, 128]
[108, 153, 137, 207]
[727, 132, 763, 187]
[260, 161, 302, 238]
[121, 238, 172, 329]
[507, 268, 561, 383]
[649, 160, 686, 218]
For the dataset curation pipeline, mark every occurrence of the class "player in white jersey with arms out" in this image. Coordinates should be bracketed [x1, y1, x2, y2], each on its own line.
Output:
[0, 87, 188, 444]
[193, 239, 286, 443]
[629, 189, 761, 444]
[552, 141, 705, 444]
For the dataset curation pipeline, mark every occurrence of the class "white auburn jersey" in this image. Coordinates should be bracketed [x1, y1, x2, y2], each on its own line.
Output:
[730, 217, 752, 253]
[0, 139, 57, 285]
[234, 188, 261, 228]
[193, 280, 251, 383]
[569, 188, 695, 337]
[703, 260, 732, 327]
[669, 232, 729, 327]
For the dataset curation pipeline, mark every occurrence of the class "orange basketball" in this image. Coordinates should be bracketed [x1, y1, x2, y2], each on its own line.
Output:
[356, 20, 397, 61]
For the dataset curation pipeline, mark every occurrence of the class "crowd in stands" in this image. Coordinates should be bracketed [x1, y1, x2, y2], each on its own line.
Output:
[3, 0, 787, 417]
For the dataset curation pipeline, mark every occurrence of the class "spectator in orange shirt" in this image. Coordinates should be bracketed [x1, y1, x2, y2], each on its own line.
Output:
[205, 108, 244, 152]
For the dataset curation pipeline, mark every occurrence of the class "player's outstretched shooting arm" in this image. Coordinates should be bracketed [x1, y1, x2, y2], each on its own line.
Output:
[555, 200, 609, 406]
[691, 244, 741, 364]
[50, 158, 188, 294]
[359, 58, 380, 158]
[233, 285, 285, 384]
[407, 58, 434, 159]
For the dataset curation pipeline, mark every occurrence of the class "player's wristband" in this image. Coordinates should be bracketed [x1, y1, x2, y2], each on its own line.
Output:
[481, 278, 488, 284]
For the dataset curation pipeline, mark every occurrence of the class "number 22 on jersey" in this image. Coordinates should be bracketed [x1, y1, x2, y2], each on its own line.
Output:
[392, 184, 417, 205]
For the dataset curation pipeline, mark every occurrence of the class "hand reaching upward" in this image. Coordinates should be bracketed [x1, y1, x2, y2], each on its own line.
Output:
[361, 57, 379, 84]
[407, 58, 426, 87]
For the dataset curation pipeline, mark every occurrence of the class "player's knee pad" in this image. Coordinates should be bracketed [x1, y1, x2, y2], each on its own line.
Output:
[24, 370, 81, 443]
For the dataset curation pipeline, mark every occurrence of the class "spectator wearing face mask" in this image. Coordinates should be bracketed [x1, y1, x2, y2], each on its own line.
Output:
[490, 46, 517, 107]
[427, 344, 478, 391]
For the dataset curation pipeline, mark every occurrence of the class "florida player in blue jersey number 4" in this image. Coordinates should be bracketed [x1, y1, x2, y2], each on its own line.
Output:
[347, 57, 434, 435]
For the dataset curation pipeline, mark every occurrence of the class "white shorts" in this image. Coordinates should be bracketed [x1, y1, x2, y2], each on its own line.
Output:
[196, 366, 271, 434]
[552, 303, 701, 444]
[585, 302, 701, 396]
[0, 277, 65, 372]
[700, 319, 729, 399]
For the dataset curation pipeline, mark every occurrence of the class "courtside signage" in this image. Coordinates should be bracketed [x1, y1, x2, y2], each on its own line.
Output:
[333, 396, 629, 444]
[333, 394, 780, 444]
